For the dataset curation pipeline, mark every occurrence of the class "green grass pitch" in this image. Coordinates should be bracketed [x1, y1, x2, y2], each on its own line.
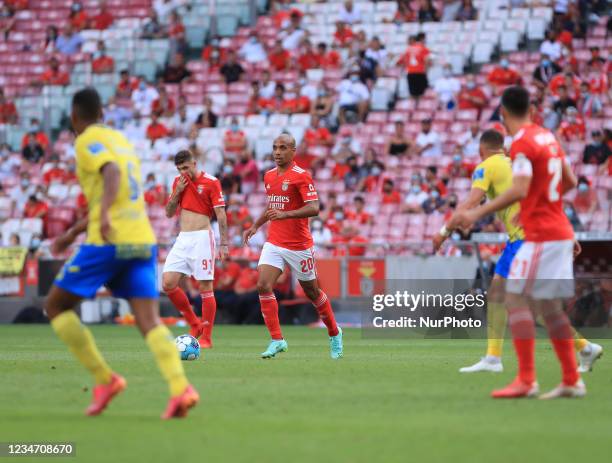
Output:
[1, 325, 611, 463]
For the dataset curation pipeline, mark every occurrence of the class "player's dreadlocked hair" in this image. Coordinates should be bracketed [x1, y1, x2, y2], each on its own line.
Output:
[72, 87, 102, 122]
[174, 149, 194, 165]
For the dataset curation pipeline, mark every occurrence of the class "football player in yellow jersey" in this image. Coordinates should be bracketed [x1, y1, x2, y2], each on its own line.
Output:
[45, 88, 199, 419]
[434, 130, 602, 373]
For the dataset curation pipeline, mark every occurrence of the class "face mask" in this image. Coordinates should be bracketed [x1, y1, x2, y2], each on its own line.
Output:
[232, 236, 242, 247]
[249, 261, 258, 269]
[145, 180, 155, 190]
[21, 179, 29, 188]
[578, 183, 588, 193]
[223, 165, 233, 174]
[466, 82, 475, 90]
[371, 167, 381, 176]
[350, 75, 360, 82]
[31, 238, 41, 249]
[311, 221, 322, 231]
[318, 90, 326, 97]
[500, 60, 509, 69]
[431, 190, 440, 199]
[453, 155, 461, 163]
[71, 4, 81, 12]
[30, 124, 40, 133]
[564, 206, 574, 216]
[298, 78, 306, 86]
[443, 69, 451, 77]
[231, 124, 239, 132]
[542, 60, 551, 67]
[342, 137, 351, 145]
[334, 212, 344, 220]
[211, 39, 220, 47]
[139, 82, 146, 91]
[411, 174, 420, 182]
[411, 185, 421, 194]
[451, 231, 461, 241]
[249, 37, 257, 44]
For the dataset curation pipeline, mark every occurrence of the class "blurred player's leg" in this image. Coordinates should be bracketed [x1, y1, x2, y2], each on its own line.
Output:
[198, 280, 216, 349]
[163, 272, 202, 338]
[257, 264, 287, 358]
[299, 279, 343, 359]
[131, 298, 199, 418]
[460, 275, 505, 373]
[491, 292, 539, 398]
[46, 285, 125, 415]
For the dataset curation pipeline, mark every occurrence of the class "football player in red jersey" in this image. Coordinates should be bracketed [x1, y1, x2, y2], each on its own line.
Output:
[163, 150, 229, 348]
[243, 134, 343, 359]
[451, 86, 591, 399]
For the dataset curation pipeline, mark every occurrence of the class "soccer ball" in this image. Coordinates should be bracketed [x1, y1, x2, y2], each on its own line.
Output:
[175, 334, 200, 361]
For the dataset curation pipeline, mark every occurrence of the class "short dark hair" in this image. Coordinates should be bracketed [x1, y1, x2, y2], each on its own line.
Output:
[174, 149, 193, 165]
[426, 165, 437, 175]
[354, 195, 364, 203]
[480, 129, 505, 150]
[72, 87, 102, 123]
[501, 86, 530, 118]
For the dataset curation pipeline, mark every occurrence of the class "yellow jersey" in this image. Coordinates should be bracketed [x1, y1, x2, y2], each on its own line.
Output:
[75, 124, 156, 245]
[471, 153, 525, 242]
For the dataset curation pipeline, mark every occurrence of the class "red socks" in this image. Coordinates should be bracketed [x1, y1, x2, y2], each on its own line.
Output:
[312, 291, 339, 337]
[542, 311, 579, 386]
[259, 293, 283, 340]
[200, 291, 216, 341]
[166, 286, 199, 327]
[508, 306, 536, 384]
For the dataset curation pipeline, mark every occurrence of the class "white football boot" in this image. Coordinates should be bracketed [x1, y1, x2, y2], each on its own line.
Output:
[539, 379, 586, 399]
[459, 356, 503, 373]
[577, 342, 603, 373]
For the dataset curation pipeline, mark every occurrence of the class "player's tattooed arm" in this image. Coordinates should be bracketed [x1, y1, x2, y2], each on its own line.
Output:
[165, 177, 187, 218]
[214, 206, 229, 260]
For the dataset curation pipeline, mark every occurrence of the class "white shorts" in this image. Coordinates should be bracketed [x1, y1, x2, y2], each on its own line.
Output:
[258, 242, 317, 281]
[163, 229, 216, 281]
[506, 240, 574, 300]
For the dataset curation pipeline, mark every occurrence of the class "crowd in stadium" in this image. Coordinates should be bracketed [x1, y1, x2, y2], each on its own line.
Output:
[0, 0, 609, 274]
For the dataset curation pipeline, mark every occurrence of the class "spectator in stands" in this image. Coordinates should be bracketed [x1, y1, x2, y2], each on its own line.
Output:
[416, 118, 442, 158]
[280, 9, 305, 50]
[552, 85, 577, 124]
[0, 88, 17, 125]
[433, 64, 460, 110]
[583, 130, 610, 165]
[540, 30, 562, 61]
[418, 0, 440, 22]
[141, 9, 164, 39]
[259, 83, 286, 115]
[21, 132, 44, 164]
[234, 151, 259, 194]
[202, 36, 228, 67]
[455, 0, 477, 21]
[22, 118, 49, 150]
[549, 69, 581, 99]
[268, 39, 291, 72]
[385, 120, 412, 157]
[248, 81, 262, 114]
[0, 144, 18, 179]
[56, 24, 83, 55]
[223, 117, 248, 157]
[337, 68, 369, 124]
[104, 97, 132, 129]
[167, 10, 185, 44]
[457, 75, 488, 116]
[333, 20, 354, 48]
[91, 0, 114, 30]
[116, 69, 139, 99]
[146, 113, 171, 142]
[456, 122, 481, 158]
[239, 31, 267, 64]
[9, 233, 20, 247]
[311, 84, 334, 127]
[578, 81, 603, 117]
[33, 57, 70, 86]
[163, 52, 191, 83]
[24, 194, 48, 222]
[339, 0, 361, 24]
[131, 78, 159, 116]
[333, 225, 368, 257]
[220, 50, 245, 84]
[298, 71, 317, 101]
[151, 85, 175, 117]
[424, 165, 447, 196]
[422, 187, 445, 214]
[533, 54, 561, 89]
[297, 40, 319, 72]
[393, 0, 416, 23]
[343, 156, 363, 191]
[444, 153, 474, 179]
[41, 25, 59, 54]
[303, 115, 333, 149]
[587, 46, 605, 68]
[285, 83, 311, 114]
[0, 3, 17, 39]
[487, 59, 522, 93]
[346, 196, 372, 225]
[332, 126, 361, 160]
[359, 160, 386, 192]
[259, 70, 276, 99]
[572, 176, 598, 216]
[219, 158, 238, 195]
[558, 106, 585, 141]
[365, 36, 387, 70]
[194, 96, 218, 129]
[403, 177, 428, 213]
[167, 104, 191, 138]
[316, 42, 341, 69]
[91, 41, 115, 74]
[154, 0, 186, 24]
[43, 156, 67, 185]
[69, 1, 88, 30]
[311, 217, 333, 250]
[143, 173, 166, 206]
[381, 179, 401, 204]
[10, 174, 34, 210]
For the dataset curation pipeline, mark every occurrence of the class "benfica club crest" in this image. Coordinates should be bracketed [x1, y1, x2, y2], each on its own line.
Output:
[281, 180, 290, 191]
[197, 185, 204, 194]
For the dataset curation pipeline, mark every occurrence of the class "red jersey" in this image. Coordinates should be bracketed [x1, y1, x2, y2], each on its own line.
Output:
[401, 43, 429, 74]
[172, 172, 225, 218]
[487, 67, 521, 86]
[558, 118, 585, 141]
[92, 12, 114, 30]
[298, 51, 320, 71]
[264, 162, 318, 250]
[0, 101, 17, 123]
[509, 124, 574, 242]
[92, 56, 114, 74]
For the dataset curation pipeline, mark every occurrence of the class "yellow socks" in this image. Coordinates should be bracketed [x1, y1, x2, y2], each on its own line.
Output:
[51, 311, 113, 385]
[486, 301, 507, 358]
[145, 325, 189, 397]
[573, 330, 589, 352]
